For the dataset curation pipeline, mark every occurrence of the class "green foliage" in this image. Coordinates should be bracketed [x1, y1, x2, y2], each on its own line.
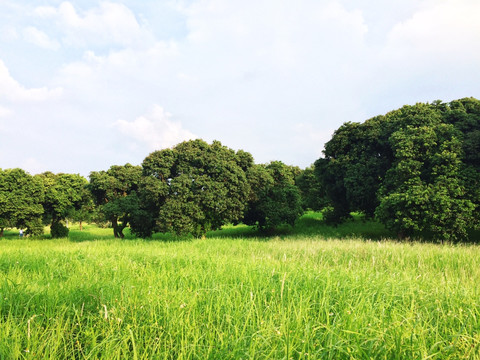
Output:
[38, 172, 89, 237]
[89, 164, 142, 238]
[244, 161, 303, 231]
[134, 139, 251, 237]
[313, 158, 351, 224]
[317, 98, 480, 241]
[50, 221, 69, 238]
[295, 166, 328, 211]
[0, 168, 44, 236]
[376, 120, 475, 241]
[68, 181, 95, 230]
[320, 117, 392, 221]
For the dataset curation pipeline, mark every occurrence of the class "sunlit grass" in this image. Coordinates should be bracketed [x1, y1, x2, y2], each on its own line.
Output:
[0, 232, 479, 358]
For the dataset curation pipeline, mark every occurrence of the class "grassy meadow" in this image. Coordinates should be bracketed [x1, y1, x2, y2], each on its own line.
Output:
[0, 215, 479, 359]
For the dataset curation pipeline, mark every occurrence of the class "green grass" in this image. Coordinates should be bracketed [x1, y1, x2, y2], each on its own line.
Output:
[0, 225, 479, 358]
[207, 211, 395, 241]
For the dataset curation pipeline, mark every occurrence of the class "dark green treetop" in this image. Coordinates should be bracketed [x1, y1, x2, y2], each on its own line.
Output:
[133, 139, 251, 238]
[316, 98, 480, 241]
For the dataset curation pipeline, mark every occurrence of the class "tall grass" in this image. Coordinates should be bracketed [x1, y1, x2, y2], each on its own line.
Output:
[0, 235, 479, 359]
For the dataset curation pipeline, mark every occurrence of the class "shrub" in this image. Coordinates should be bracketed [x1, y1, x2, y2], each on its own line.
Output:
[51, 221, 69, 238]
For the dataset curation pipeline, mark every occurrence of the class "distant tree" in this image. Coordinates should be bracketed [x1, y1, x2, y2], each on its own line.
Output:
[133, 139, 250, 238]
[69, 188, 95, 231]
[296, 166, 328, 211]
[0, 168, 44, 236]
[89, 164, 142, 238]
[38, 172, 89, 238]
[243, 161, 303, 231]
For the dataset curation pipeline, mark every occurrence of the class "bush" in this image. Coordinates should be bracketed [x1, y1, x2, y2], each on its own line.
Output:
[51, 221, 69, 238]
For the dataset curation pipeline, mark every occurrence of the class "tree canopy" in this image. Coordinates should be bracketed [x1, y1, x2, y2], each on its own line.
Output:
[0, 168, 44, 236]
[316, 97, 480, 241]
[132, 139, 251, 238]
[38, 172, 89, 238]
[89, 164, 142, 238]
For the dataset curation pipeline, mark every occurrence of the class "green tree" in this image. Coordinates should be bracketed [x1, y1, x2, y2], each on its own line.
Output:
[376, 123, 475, 241]
[133, 139, 250, 238]
[0, 168, 44, 236]
[89, 164, 142, 238]
[38, 172, 89, 238]
[296, 166, 328, 211]
[317, 98, 480, 241]
[319, 117, 392, 222]
[244, 161, 303, 231]
[69, 188, 95, 231]
[442, 97, 480, 224]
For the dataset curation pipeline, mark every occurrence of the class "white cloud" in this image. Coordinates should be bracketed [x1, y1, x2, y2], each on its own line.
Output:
[34, 1, 154, 49]
[0, 106, 12, 118]
[115, 105, 197, 151]
[1, 0, 479, 175]
[385, 0, 480, 62]
[0, 106, 12, 133]
[362, 0, 480, 110]
[182, 0, 368, 70]
[0, 59, 63, 102]
[23, 26, 60, 50]
[34, 4, 59, 18]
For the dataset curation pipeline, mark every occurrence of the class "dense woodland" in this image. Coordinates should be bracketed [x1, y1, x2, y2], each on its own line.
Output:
[1, 97, 479, 242]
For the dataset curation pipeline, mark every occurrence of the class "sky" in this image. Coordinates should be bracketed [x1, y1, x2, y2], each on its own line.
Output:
[1, 0, 479, 176]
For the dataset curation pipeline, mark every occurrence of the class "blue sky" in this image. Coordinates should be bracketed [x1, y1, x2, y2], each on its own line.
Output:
[1, 0, 479, 176]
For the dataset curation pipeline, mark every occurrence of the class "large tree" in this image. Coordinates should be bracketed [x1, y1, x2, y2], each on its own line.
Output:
[375, 123, 475, 241]
[316, 98, 480, 241]
[38, 172, 89, 238]
[318, 116, 392, 222]
[132, 139, 251, 238]
[89, 164, 142, 238]
[0, 168, 44, 236]
[442, 97, 480, 223]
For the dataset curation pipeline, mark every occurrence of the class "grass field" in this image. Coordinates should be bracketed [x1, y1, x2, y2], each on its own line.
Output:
[0, 216, 479, 359]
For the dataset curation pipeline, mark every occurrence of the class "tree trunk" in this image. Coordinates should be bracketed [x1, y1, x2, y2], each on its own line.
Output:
[0, 228, 3, 238]
[79, 221, 83, 231]
[112, 218, 126, 238]
[112, 217, 120, 238]
[118, 222, 126, 239]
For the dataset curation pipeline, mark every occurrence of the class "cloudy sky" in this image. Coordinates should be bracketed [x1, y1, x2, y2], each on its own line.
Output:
[1, 0, 479, 176]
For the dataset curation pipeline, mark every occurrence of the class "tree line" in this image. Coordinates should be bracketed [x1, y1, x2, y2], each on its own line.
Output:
[0, 140, 304, 239]
[1, 97, 479, 241]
